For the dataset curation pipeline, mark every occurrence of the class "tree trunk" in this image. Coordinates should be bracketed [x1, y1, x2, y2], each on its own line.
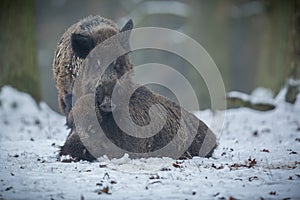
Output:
[0, 0, 40, 101]
[285, 0, 300, 104]
[256, 0, 294, 94]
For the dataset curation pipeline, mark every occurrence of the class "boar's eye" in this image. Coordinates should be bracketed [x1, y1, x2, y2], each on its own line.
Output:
[71, 33, 95, 59]
[113, 59, 122, 72]
[114, 57, 126, 74]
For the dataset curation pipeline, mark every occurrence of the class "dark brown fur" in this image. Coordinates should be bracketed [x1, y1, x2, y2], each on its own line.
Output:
[53, 15, 133, 115]
[94, 78, 217, 158]
[60, 77, 217, 161]
[54, 16, 134, 161]
[59, 94, 97, 161]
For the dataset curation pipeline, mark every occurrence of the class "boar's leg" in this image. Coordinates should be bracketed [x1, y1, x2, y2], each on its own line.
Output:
[59, 130, 96, 162]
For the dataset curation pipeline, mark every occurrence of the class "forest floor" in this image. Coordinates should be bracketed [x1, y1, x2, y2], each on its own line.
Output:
[0, 86, 299, 200]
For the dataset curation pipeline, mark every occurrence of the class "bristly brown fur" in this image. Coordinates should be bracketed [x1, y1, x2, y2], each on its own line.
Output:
[94, 79, 217, 158]
[53, 15, 132, 115]
[54, 16, 217, 161]
[53, 16, 134, 161]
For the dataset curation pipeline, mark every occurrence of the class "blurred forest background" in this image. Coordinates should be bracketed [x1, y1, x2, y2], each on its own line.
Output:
[0, 0, 299, 112]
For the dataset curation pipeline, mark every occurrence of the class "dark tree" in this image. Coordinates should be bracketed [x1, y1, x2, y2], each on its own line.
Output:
[0, 0, 40, 101]
[285, 0, 300, 104]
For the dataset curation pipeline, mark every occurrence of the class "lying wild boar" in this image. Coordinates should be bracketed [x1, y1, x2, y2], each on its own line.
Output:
[91, 74, 218, 159]
[57, 16, 217, 161]
[60, 72, 217, 160]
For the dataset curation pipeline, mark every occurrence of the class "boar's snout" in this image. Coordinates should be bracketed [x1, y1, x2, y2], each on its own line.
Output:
[99, 96, 116, 112]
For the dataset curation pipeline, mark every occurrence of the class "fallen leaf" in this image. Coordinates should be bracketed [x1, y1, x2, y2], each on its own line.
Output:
[248, 176, 258, 181]
[149, 175, 160, 179]
[5, 186, 13, 191]
[229, 157, 257, 170]
[98, 186, 111, 195]
[260, 149, 270, 153]
[248, 157, 257, 168]
[253, 130, 258, 136]
[213, 192, 220, 197]
[99, 163, 107, 168]
[172, 163, 181, 168]
[212, 164, 224, 170]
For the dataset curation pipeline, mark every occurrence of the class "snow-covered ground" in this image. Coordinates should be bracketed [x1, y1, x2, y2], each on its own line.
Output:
[0, 86, 299, 200]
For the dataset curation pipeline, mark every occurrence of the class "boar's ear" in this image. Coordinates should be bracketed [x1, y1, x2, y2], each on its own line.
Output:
[71, 33, 95, 59]
[119, 19, 133, 51]
[120, 19, 134, 32]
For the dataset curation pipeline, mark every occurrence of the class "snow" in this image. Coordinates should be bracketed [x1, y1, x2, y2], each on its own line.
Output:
[0, 85, 299, 200]
[227, 87, 275, 105]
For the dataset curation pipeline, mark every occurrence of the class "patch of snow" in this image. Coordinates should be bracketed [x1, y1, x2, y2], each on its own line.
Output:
[0, 86, 299, 200]
[251, 87, 274, 104]
[275, 86, 288, 104]
[287, 78, 300, 87]
[228, 87, 276, 105]
[295, 93, 300, 112]
[227, 91, 250, 102]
